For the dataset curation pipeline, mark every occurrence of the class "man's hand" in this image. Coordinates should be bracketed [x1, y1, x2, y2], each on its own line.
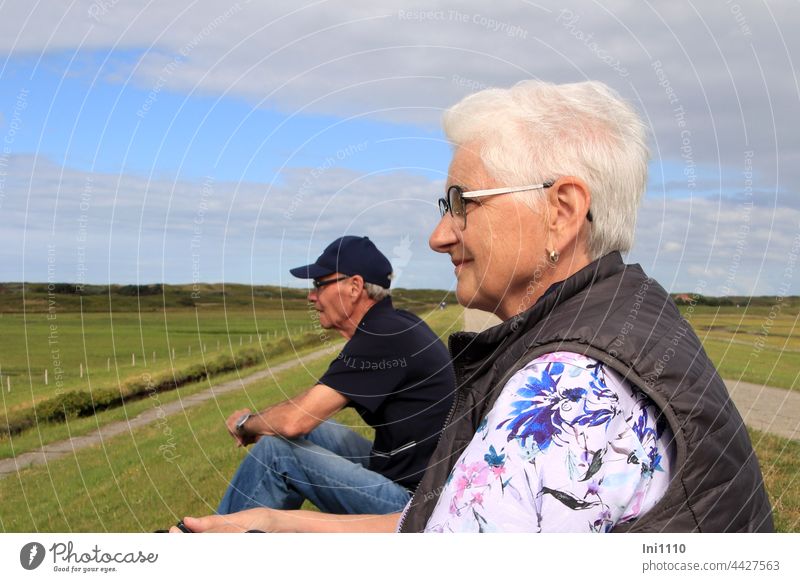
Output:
[223, 385, 348, 445]
[169, 510, 276, 533]
[225, 408, 259, 447]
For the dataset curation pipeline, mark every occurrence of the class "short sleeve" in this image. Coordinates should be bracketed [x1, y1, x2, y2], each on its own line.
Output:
[423, 352, 673, 533]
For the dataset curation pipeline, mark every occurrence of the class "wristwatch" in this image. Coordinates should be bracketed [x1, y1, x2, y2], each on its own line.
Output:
[235, 413, 253, 433]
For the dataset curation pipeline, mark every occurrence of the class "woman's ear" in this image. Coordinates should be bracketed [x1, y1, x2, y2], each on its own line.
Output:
[547, 176, 591, 240]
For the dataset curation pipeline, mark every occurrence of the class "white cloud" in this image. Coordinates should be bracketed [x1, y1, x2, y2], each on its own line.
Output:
[2, 1, 797, 185]
[0, 154, 445, 287]
[2, 0, 799, 293]
[631, 190, 800, 295]
[2, 154, 799, 295]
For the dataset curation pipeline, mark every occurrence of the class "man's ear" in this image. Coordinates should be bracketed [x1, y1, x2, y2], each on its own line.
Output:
[546, 176, 591, 240]
[349, 275, 365, 299]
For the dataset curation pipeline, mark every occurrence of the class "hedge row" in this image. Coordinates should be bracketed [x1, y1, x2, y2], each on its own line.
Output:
[1, 332, 323, 437]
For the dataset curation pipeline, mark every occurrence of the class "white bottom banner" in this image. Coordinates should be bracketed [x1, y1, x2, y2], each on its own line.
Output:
[1, 533, 798, 581]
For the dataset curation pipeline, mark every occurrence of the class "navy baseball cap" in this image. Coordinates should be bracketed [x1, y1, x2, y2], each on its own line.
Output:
[290, 236, 393, 289]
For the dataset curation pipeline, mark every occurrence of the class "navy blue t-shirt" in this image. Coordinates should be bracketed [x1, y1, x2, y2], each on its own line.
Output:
[318, 298, 455, 490]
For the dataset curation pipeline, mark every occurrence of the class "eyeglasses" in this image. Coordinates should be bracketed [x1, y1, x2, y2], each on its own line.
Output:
[437, 181, 555, 229]
[312, 275, 351, 290]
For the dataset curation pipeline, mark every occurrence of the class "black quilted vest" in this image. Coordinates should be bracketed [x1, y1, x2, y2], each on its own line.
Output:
[399, 252, 774, 532]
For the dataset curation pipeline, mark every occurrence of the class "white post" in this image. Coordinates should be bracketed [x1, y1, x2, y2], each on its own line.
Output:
[107, 358, 110, 371]
[80, 363, 84, 378]
[131, 353, 135, 366]
[44, 369, 48, 385]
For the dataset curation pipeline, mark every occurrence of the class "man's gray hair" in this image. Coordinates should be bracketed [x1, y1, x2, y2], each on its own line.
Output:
[442, 80, 649, 259]
[364, 281, 391, 301]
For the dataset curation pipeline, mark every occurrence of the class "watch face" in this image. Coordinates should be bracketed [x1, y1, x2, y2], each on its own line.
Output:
[236, 414, 250, 431]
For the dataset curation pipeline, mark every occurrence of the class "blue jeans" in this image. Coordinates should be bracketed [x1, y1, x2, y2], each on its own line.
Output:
[217, 420, 411, 515]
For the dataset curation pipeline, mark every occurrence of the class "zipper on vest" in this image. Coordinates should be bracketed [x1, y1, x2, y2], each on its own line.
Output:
[372, 441, 417, 458]
[397, 354, 464, 532]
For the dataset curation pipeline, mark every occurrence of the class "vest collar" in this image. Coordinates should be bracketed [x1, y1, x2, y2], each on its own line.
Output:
[449, 252, 627, 371]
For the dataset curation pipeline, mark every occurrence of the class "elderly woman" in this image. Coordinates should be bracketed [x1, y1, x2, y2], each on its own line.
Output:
[175, 80, 773, 533]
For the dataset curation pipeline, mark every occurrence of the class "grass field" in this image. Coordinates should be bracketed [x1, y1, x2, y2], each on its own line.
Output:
[0, 283, 454, 414]
[0, 350, 340, 532]
[0, 306, 462, 532]
[680, 305, 800, 391]
[1, 308, 796, 533]
[750, 428, 800, 533]
[0, 309, 317, 415]
[1, 286, 798, 532]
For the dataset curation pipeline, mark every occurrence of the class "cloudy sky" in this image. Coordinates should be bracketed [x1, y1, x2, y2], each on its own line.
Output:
[0, 0, 798, 295]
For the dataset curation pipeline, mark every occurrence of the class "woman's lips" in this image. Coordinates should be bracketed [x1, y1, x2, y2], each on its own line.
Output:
[453, 259, 472, 275]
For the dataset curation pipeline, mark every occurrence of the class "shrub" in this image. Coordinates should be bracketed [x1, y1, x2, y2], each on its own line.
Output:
[1, 331, 324, 436]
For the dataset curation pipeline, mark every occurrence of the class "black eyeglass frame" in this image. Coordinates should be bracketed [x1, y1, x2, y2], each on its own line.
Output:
[311, 275, 351, 290]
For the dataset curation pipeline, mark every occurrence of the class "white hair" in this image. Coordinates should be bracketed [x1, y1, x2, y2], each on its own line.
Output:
[442, 80, 649, 259]
[364, 281, 391, 301]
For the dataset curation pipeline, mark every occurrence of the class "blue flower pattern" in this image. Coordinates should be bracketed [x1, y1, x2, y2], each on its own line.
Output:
[424, 352, 674, 533]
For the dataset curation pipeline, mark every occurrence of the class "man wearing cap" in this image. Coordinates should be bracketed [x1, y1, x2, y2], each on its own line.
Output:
[216, 236, 455, 516]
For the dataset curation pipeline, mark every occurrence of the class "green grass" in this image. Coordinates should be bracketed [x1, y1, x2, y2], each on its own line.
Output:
[680, 305, 800, 391]
[0, 303, 460, 457]
[0, 309, 318, 414]
[749, 429, 800, 532]
[0, 283, 455, 415]
[0, 352, 338, 532]
[0, 338, 340, 460]
[0, 306, 797, 532]
[0, 306, 462, 532]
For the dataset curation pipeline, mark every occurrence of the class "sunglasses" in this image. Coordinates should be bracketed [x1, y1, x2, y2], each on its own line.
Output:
[312, 275, 351, 290]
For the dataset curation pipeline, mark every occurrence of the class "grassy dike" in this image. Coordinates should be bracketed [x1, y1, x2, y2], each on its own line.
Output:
[0, 336, 338, 459]
[0, 352, 343, 532]
[0, 306, 463, 532]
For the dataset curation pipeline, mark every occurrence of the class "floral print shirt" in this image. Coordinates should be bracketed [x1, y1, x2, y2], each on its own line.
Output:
[423, 352, 674, 533]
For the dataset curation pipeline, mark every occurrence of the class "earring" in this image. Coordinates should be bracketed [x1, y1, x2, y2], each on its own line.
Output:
[548, 249, 560, 263]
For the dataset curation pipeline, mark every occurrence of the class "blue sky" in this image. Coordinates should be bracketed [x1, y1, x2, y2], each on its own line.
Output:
[1, 0, 798, 295]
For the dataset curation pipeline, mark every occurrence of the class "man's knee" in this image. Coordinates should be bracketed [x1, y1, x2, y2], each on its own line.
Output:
[248, 434, 296, 464]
